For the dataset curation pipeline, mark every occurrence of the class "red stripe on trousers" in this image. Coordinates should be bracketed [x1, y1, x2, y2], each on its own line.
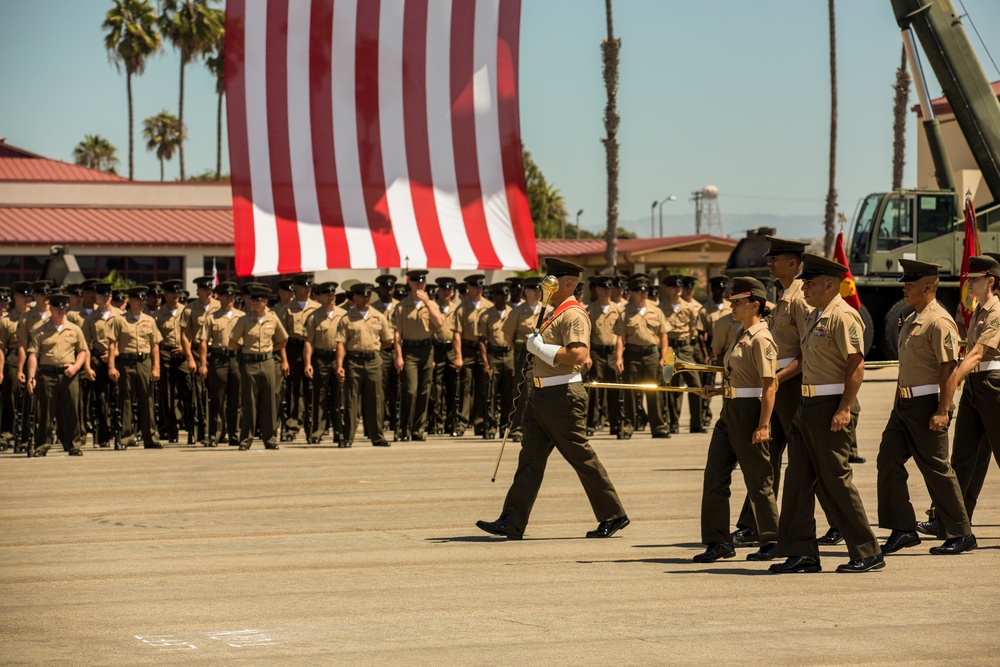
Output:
[449, 1, 501, 268]
[402, 0, 451, 267]
[225, 0, 256, 277]
[309, 0, 351, 267]
[266, 0, 303, 273]
[355, 0, 400, 267]
[497, 0, 536, 270]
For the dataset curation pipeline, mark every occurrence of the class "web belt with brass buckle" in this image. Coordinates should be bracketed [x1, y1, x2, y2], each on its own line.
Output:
[533, 372, 583, 389]
[800, 383, 845, 397]
[898, 384, 938, 399]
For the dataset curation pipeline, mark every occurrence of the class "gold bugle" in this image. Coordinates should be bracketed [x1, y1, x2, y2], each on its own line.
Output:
[675, 361, 725, 373]
[584, 381, 704, 394]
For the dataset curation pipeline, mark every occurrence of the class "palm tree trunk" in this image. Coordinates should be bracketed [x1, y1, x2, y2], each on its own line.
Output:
[160, 156, 164, 182]
[892, 46, 909, 191]
[216, 89, 223, 180]
[127, 72, 134, 181]
[823, 0, 838, 258]
[602, 0, 621, 273]
[179, 59, 186, 181]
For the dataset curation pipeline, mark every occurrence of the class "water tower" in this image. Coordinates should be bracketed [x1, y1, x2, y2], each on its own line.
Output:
[690, 184, 723, 236]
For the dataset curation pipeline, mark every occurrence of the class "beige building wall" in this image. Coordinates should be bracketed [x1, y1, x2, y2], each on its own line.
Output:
[914, 114, 992, 208]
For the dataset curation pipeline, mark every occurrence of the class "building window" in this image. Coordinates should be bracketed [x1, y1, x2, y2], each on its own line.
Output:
[75, 255, 184, 285]
[0, 255, 48, 283]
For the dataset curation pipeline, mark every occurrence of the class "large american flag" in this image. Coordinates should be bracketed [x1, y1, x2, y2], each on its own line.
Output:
[226, 0, 537, 276]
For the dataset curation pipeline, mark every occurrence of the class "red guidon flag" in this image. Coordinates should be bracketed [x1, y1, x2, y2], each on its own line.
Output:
[226, 0, 537, 276]
[959, 194, 981, 328]
[833, 231, 861, 310]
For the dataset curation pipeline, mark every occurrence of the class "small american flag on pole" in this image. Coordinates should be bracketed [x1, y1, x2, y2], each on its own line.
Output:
[225, 0, 537, 276]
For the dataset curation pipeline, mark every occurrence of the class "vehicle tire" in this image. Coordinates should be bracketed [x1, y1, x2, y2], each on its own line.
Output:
[881, 299, 915, 359]
[858, 304, 875, 356]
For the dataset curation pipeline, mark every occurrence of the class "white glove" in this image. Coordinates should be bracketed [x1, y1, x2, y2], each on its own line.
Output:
[526, 333, 561, 367]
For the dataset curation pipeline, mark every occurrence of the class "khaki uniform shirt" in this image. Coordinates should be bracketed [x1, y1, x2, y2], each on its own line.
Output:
[663, 300, 697, 339]
[230, 310, 288, 354]
[82, 307, 124, 356]
[65, 309, 85, 328]
[896, 300, 959, 388]
[180, 298, 221, 344]
[108, 312, 163, 355]
[202, 308, 246, 351]
[305, 306, 347, 351]
[283, 298, 321, 340]
[723, 321, 778, 389]
[479, 307, 511, 348]
[615, 302, 669, 347]
[711, 312, 743, 358]
[698, 299, 732, 337]
[587, 302, 622, 347]
[454, 297, 494, 343]
[371, 298, 398, 336]
[769, 279, 811, 362]
[502, 302, 551, 346]
[16, 309, 51, 349]
[336, 308, 393, 352]
[800, 294, 864, 386]
[28, 320, 87, 366]
[534, 300, 589, 380]
[967, 294, 1000, 362]
[154, 305, 185, 349]
[392, 296, 438, 341]
[433, 302, 455, 343]
[1, 309, 22, 353]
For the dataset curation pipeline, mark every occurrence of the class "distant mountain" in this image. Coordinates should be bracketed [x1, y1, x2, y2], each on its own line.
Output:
[610, 213, 826, 241]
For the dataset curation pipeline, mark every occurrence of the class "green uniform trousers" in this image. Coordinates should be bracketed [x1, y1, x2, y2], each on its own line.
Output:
[1, 354, 18, 446]
[485, 348, 514, 437]
[283, 339, 308, 436]
[621, 348, 667, 437]
[777, 395, 880, 560]
[431, 341, 456, 434]
[119, 358, 157, 447]
[208, 352, 241, 445]
[586, 345, 621, 435]
[158, 350, 190, 442]
[950, 372, 1000, 521]
[666, 340, 702, 431]
[508, 347, 532, 438]
[876, 395, 971, 538]
[501, 382, 625, 532]
[308, 351, 341, 443]
[34, 367, 83, 454]
[456, 341, 487, 434]
[380, 348, 397, 430]
[701, 397, 779, 545]
[399, 343, 433, 439]
[346, 353, 385, 445]
[239, 359, 278, 449]
[736, 374, 800, 530]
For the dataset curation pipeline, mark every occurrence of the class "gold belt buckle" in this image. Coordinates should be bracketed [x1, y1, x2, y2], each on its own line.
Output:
[899, 386, 912, 399]
[723, 386, 733, 399]
[801, 385, 815, 397]
[533, 377, 543, 388]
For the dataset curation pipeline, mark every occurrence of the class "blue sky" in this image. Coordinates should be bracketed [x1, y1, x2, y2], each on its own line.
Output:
[3, 0, 1000, 240]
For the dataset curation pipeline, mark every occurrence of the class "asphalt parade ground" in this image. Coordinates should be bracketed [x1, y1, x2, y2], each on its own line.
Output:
[2, 369, 999, 665]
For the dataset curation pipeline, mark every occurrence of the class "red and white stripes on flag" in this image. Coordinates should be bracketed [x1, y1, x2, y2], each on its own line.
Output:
[226, 0, 537, 276]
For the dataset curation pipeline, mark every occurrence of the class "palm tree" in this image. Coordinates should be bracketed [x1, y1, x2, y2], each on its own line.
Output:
[823, 0, 838, 258]
[892, 46, 910, 190]
[601, 0, 621, 272]
[104, 0, 162, 180]
[159, 0, 224, 180]
[143, 110, 185, 181]
[73, 134, 120, 173]
[204, 24, 225, 181]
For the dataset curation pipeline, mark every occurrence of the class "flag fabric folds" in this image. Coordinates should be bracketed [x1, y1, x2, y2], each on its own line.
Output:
[226, 0, 537, 276]
[959, 194, 981, 329]
[833, 231, 861, 311]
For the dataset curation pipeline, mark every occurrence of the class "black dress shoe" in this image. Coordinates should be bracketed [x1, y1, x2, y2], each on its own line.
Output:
[265, 444, 280, 450]
[651, 432, 671, 439]
[746, 543, 778, 561]
[412, 434, 426, 441]
[669, 425, 679, 434]
[511, 435, 521, 442]
[848, 454, 867, 464]
[731, 527, 760, 547]
[68, 449, 83, 456]
[929, 534, 977, 555]
[817, 527, 843, 545]
[836, 553, 885, 573]
[238, 444, 250, 450]
[586, 429, 595, 437]
[693, 542, 735, 562]
[881, 529, 921, 554]
[915, 519, 938, 536]
[690, 426, 705, 434]
[769, 555, 822, 574]
[476, 518, 523, 540]
[618, 432, 632, 440]
[397, 435, 410, 442]
[586, 515, 630, 538]
[372, 440, 391, 447]
[144, 442, 164, 449]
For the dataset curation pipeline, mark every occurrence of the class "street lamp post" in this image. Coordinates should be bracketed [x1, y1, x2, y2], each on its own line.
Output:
[650, 200, 658, 238]
[576, 209, 583, 239]
[658, 195, 677, 237]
